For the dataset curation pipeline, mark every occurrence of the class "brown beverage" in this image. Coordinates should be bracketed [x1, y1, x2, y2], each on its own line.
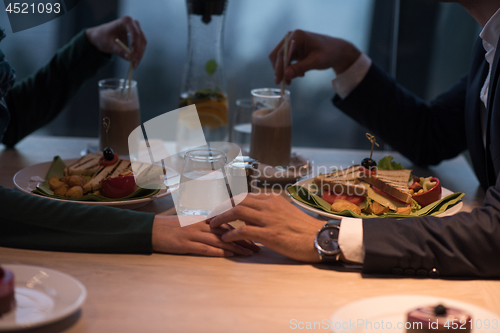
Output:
[250, 122, 292, 166]
[98, 80, 141, 156]
[250, 96, 292, 166]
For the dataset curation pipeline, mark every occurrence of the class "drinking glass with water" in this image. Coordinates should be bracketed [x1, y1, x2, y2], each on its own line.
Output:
[177, 148, 231, 216]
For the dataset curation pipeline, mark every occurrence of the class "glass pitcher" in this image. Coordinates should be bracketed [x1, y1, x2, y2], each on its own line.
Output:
[179, 0, 229, 144]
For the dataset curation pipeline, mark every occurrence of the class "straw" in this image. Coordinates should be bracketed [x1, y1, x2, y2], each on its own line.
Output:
[115, 37, 133, 99]
[280, 32, 290, 99]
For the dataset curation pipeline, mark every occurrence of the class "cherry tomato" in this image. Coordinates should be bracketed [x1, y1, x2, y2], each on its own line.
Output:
[99, 153, 118, 166]
[101, 175, 137, 199]
[321, 191, 365, 205]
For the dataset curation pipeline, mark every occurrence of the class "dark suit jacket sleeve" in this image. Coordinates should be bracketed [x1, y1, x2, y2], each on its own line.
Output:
[0, 186, 155, 254]
[333, 63, 468, 167]
[362, 171, 500, 278]
[2, 29, 112, 148]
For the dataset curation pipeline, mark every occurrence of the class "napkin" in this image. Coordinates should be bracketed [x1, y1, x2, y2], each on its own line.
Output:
[287, 185, 464, 218]
[32, 156, 160, 202]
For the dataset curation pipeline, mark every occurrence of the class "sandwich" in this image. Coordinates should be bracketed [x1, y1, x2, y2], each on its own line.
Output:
[313, 165, 367, 197]
[83, 159, 132, 193]
[63, 153, 101, 176]
[358, 169, 412, 204]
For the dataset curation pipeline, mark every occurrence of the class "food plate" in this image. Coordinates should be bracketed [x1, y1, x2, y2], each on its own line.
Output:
[0, 264, 86, 331]
[330, 295, 500, 333]
[290, 177, 463, 219]
[13, 158, 179, 210]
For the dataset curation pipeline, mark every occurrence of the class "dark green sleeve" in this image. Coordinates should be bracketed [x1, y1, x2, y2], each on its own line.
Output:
[2, 30, 112, 148]
[0, 186, 154, 254]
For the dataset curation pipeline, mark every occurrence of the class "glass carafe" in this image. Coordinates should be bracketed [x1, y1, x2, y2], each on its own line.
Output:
[179, 0, 228, 143]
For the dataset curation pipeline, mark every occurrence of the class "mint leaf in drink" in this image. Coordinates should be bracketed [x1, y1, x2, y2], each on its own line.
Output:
[205, 59, 217, 76]
[378, 156, 405, 170]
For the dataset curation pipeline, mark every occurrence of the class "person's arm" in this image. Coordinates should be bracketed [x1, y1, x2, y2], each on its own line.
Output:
[361, 173, 500, 278]
[2, 16, 147, 148]
[3, 30, 111, 148]
[333, 62, 468, 167]
[209, 178, 500, 277]
[0, 186, 153, 253]
[0, 186, 259, 256]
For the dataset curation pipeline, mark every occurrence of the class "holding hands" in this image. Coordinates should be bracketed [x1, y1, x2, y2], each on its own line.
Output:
[209, 193, 325, 263]
[269, 30, 361, 85]
[152, 215, 260, 257]
[85, 16, 147, 68]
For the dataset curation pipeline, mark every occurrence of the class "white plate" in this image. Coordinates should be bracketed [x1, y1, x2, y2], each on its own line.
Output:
[13, 158, 179, 210]
[0, 265, 86, 331]
[289, 177, 463, 219]
[331, 295, 500, 333]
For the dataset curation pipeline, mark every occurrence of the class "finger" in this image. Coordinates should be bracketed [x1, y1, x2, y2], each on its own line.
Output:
[269, 37, 285, 71]
[287, 39, 295, 65]
[221, 225, 265, 244]
[113, 37, 132, 61]
[131, 20, 147, 68]
[192, 231, 254, 256]
[209, 205, 265, 228]
[120, 17, 142, 65]
[209, 224, 261, 252]
[233, 239, 261, 252]
[185, 242, 234, 257]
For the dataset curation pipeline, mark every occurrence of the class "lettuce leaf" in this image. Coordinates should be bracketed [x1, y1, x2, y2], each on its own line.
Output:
[378, 156, 405, 170]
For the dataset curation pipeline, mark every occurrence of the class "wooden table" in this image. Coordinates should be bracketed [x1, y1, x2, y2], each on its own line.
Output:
[1, 136, 497, 333]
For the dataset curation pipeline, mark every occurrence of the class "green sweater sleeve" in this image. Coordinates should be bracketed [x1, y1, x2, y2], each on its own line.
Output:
[0, 186, 155, 254]
[2, 29, 112, 147]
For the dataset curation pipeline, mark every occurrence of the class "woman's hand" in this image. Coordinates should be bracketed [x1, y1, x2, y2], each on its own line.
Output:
[269, 29, 361, 85]
[209, 193, 325, 262]
[152, 215, 260, 257]
[85, 16, 147, 68]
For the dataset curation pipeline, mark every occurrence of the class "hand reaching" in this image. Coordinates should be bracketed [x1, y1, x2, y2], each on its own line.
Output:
[269, 29, 361, 85]
[85, 16, 147, 69]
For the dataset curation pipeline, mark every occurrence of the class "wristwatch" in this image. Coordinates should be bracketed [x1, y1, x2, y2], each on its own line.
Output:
[314, 220, 341, 262]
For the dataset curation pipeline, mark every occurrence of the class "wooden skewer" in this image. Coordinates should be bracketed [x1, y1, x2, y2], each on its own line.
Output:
[280, 32, 290, 100]
[366, 133, 379, 159]
[115, 38, 134, 99]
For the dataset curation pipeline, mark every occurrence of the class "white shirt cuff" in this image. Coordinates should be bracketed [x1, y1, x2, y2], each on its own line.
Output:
[331, 53, 372, 99]
[338, 217, 365, 264]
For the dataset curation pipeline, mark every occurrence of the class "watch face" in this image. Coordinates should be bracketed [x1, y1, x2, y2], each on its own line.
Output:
[317, 227, 340, 254]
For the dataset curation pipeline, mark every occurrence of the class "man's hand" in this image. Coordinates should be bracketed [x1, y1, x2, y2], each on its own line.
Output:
[209, 193, 325, 263]
[269, 29, 361, 85]
[152, 215, 260, 257]
[85, 16, 147, 69]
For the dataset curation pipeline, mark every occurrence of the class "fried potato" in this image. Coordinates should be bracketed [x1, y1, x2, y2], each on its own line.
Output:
[48, 176, 65, 191]
[371, 201, 389, 215]
[395, 206, 412, 215]
[331, 199, 361, 215]
[66, 186, 84, 198]
[53, 184, 69, 196]
[67, 175, 86, 187]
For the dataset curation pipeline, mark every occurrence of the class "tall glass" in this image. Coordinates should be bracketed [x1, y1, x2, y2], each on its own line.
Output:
[177, 148, 230, 216]
[249, 88, 292, 167]
[231, 98, 253, 151]
[98, 78, 141, 156]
